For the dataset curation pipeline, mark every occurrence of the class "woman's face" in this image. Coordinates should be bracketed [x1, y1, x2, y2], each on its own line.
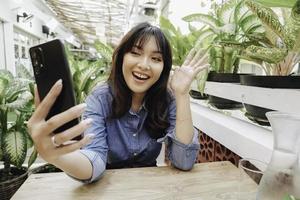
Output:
[122, 36, 164, 97]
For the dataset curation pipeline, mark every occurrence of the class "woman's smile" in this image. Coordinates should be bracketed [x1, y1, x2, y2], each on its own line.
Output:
[132, 71, 150, 82]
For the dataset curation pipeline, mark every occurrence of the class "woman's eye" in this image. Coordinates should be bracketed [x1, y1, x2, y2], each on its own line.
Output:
[130, 51, 140, 56]
[152, 57, 162, 62]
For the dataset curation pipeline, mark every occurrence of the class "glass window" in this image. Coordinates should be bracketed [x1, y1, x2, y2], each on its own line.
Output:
[14, 44, 19, 59]
[13, 28, 40, 71]
[21, 46, 26, 59]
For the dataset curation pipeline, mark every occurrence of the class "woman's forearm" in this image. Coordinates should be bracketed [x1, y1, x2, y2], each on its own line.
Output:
[51, 150, 93, 180]
[174, 94, 194, 145]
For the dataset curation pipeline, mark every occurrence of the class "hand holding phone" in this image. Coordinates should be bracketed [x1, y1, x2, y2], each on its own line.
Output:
[27, 79, 93, 164]
[29, 39, 82, 140]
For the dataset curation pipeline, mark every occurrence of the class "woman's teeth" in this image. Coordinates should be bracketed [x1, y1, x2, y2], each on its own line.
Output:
[133, 72, 149, 80]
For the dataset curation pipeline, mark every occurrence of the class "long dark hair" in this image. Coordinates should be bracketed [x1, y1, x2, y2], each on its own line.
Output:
[108, 22, 173, 139]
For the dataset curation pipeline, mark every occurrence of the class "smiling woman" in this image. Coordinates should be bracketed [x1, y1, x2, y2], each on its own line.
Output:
[27, 22, 209, 184]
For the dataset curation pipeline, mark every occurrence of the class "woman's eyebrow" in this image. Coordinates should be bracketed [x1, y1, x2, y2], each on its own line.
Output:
[133, 45, 162, 54]
[133, 45, 142, 49]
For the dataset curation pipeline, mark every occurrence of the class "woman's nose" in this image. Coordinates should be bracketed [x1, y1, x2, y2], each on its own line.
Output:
[137, 58, 151, 70]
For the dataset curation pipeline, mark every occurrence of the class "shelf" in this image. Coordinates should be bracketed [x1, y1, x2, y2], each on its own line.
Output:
[191, 81, 300, 114]
[190, 99, 273, 165]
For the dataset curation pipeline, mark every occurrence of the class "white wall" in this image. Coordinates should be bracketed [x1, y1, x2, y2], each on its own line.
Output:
[0, 0, 11, 21]
[0, 0, 80, 74]
[0, 21, 5, 69]
[239, 62, 264, 75]
[0, 0, 14, 72]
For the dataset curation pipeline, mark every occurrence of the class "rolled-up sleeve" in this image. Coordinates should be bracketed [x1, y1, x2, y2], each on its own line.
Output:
[75, 87, 109, 183]
[157, 96, 200, 171]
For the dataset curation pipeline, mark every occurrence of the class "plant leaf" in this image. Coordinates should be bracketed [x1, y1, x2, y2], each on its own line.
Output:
[196, 68, 209, 94]
[240, 14, 262, 33]
[16, 63, 33, 80]
[28, 147, 38, 169]
[160, 16, 177, 35]
[217, 0, 239, 24]
[246, 0, 285, 41]
[4, 128, 27, 168]
[284, 0, 300, 51]
[183, 14, 221, 29]
[243, 45, 288, 63]
[6, 91, 32, 110]
[0, 77, 9, 101]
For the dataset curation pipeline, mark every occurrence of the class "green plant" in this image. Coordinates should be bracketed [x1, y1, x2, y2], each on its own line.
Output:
[159, 16, 201, 66]
[241, 0, 300, 75]
[183, 0, 265, 93]
[66, 42, 112, 103]
[0, 68, 36, 181]
[183, 0, 264, 74]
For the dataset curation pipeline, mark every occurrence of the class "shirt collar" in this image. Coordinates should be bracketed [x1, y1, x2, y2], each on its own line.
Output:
[129, 101, 148, 115]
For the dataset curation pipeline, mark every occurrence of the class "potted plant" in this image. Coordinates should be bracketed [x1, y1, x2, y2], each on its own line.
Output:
[239, 0, 300, 125]
[183, 0, 264, 109]
[0, 69, 36, 200]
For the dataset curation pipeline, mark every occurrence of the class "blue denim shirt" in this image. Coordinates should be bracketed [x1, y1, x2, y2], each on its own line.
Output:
[79, 83, 200, 183]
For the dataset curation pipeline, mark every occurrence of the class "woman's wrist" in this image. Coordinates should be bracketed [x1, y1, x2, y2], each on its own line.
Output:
[174, 91, 190, 100]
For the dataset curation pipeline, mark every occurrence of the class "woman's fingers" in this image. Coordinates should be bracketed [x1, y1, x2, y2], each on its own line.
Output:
[54, 135, 94, 155]
[43, 103, 87, 134]
[34, 84, 41, 108]
[33, 79, 63, 121]
[53, 118, 93, 146]
[195, 52, 209, 67]
[189, 48, 208, 67]
[194, 64, 210, 77]
[182, 48, 196, 66]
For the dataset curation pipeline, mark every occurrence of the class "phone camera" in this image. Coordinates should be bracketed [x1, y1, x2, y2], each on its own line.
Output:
[31, 47, 44, 75]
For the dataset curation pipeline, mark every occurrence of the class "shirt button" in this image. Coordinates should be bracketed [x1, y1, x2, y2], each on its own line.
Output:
[133, 133, 137, 137]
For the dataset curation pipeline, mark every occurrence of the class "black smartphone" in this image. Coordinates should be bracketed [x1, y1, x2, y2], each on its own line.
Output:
[29, 39, 82, 140]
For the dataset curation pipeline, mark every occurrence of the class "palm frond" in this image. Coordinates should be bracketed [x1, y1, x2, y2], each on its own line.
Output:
[183, 14, 221, 29]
